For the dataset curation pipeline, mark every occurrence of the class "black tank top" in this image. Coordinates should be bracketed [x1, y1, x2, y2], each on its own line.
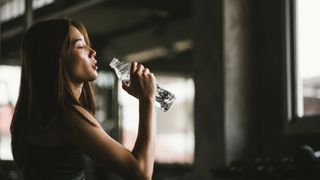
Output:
[23, 140, 86, 180]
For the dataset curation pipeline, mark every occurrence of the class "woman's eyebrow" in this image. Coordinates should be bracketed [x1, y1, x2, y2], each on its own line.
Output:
[72, 38, 83, 44]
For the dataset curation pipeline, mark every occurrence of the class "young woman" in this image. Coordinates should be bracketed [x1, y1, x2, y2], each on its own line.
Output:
[10, 19, 156, 180]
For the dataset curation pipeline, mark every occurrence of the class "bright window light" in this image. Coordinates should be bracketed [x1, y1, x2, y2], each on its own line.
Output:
[0, 65, 21, 160]
[1, 0, 54, 22]
[118, 74, 194, 164]
[295, 0, 320, 117]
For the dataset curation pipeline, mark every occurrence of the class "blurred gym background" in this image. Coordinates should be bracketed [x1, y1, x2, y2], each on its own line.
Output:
[1, 0, 320, 179]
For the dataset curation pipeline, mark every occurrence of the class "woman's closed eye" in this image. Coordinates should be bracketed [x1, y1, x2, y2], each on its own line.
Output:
[78, 44, 90, 50]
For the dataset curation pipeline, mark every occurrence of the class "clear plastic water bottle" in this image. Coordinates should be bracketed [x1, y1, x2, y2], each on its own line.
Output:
[109, 58, 176, 112]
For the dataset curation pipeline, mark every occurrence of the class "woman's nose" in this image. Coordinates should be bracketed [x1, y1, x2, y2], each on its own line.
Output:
[91, 49, 96, 58]
[87, 46, 96, 58]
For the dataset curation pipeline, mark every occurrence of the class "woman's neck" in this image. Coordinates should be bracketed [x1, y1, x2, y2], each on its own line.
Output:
[70, 81, 83, 100]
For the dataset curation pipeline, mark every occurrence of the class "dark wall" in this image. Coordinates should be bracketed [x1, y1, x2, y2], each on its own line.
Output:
[252, 0, 285, 157]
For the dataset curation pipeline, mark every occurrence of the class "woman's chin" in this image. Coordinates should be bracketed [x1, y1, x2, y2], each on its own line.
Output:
[91, 72, 98, 81]
[89, 76, 97, 82]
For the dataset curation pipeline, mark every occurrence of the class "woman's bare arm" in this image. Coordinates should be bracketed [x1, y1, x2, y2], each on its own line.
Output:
[69, 62, 156, 180]
[132, 98, 155, 178]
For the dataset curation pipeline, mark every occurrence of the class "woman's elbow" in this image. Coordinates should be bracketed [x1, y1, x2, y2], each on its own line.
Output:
[129, 165, 152, 180]
[124, 172, 151, 180]
[134, 168, 152, 180]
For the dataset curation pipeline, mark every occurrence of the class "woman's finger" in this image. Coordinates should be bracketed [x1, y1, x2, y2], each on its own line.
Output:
[130, 61, 137, 74]
[136, 64, 144, 74]
[143, 68, 150, 75]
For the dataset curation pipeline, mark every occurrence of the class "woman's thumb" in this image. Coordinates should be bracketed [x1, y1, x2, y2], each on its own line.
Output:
[122, 81, 130, 92]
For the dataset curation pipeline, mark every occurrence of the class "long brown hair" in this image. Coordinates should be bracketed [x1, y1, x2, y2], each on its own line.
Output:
[10, 19, 96, 169]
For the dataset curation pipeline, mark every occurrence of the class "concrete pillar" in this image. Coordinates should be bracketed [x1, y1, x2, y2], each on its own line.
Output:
[224, 0, 255, 164]
[25, 0, 33, 29]
[193, 0, 225, 179]
[193, 0, 255, 179]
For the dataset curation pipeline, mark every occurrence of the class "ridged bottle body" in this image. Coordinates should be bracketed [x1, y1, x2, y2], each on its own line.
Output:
[109, 58, 176, 112]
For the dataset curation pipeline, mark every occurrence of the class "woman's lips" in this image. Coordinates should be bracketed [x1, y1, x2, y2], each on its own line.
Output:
[92, 60, 98, 70]
[92, 64, 98, 70]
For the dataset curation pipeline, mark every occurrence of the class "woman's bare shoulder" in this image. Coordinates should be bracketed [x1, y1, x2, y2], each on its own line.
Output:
[68, 104, 99, 127]
[66, 104, 103, 145]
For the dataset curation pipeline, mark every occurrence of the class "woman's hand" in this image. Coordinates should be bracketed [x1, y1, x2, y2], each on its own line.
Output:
[122, 62, 156, 101]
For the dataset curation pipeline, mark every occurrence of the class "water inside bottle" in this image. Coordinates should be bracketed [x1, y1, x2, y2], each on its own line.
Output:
[109, 58, 176, 112]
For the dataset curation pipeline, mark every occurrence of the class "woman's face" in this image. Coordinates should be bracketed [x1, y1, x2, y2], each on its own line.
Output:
[66, 25, 98, 83]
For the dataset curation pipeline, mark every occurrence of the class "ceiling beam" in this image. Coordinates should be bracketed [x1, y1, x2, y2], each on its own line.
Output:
[1, 0, 109, 40]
